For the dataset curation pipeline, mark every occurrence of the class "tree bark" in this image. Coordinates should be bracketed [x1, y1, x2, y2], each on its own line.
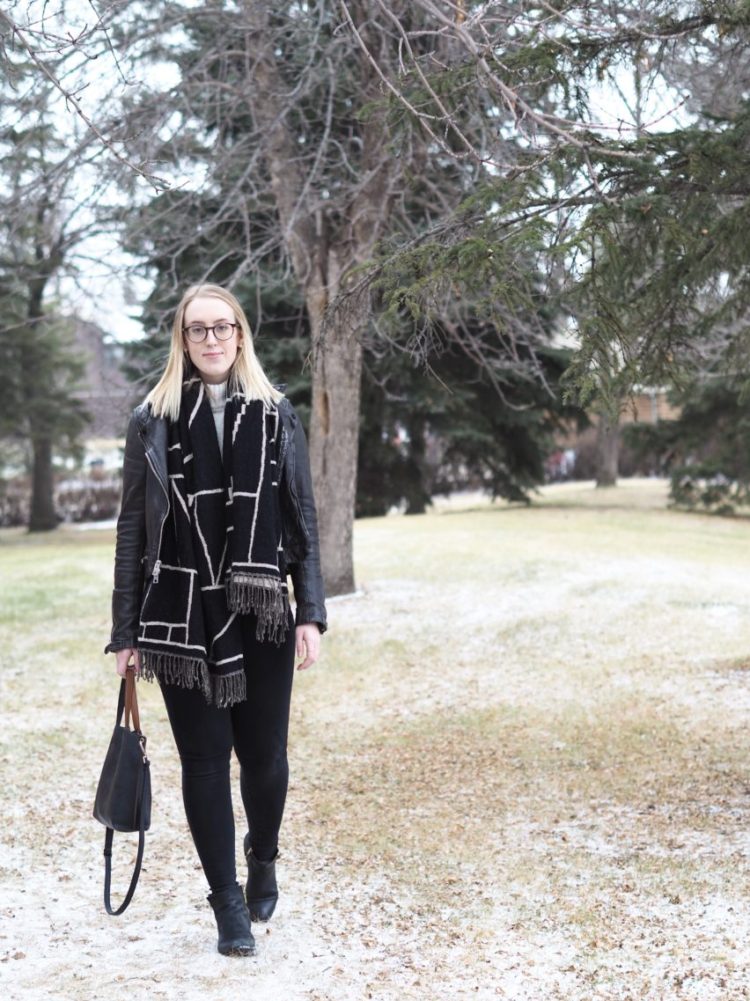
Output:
[595, 413, 619, 487]
[28, 436, 57, 531]
[309, 298, 364, 595]
[405, 413, 428, 514]
[26, 264, 58, 531]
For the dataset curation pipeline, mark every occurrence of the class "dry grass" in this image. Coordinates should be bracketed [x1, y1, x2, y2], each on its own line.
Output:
[2, 478, 750, 1000]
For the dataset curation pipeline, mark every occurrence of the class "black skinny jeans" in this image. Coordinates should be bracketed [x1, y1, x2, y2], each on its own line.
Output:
[159, 607, 296, 894]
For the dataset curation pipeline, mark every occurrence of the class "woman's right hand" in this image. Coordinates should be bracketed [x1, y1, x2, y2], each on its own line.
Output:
[115, 648, 142, 677]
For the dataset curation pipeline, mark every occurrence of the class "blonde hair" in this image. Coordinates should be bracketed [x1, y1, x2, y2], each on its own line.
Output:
[145, 283, 284, 420]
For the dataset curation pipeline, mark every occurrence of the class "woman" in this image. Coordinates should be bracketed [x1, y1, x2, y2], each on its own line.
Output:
[104, 283, 327, 956]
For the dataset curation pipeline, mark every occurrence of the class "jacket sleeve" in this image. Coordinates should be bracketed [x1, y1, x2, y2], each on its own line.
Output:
[288, 409, 328, 634]
[104, 411, 147, 653]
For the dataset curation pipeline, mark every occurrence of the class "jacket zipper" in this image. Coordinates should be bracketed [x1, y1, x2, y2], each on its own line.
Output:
[290, 483, 310, 538]
[280, 420, 310, 539]
[142, 440, 170, 583]
[278, 424, 290, 472]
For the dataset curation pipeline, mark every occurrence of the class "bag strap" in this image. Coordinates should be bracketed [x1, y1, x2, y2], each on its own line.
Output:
[104, 668, 147, 916]
[102, 758, 150, 916]
[125, 668, 142, 733]
[116, 668, 142, 733]
[115, 676, 126, 726]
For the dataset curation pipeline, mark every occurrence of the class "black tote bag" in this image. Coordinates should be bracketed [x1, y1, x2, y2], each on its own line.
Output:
[93, 668, 151, 915]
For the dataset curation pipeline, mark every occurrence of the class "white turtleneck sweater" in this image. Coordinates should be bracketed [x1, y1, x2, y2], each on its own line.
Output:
[204, 380, 228, 457]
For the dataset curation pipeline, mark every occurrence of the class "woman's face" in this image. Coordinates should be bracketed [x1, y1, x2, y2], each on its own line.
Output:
[182, 296, 242, 384]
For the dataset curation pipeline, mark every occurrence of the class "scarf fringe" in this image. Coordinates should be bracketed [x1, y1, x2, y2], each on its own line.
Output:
[212, 669, 247, 708]
[140, 650, 248, 708]
[227, 571, 290, 646]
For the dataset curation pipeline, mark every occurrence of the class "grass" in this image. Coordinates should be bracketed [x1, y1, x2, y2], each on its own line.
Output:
[2, 479, 750, 999]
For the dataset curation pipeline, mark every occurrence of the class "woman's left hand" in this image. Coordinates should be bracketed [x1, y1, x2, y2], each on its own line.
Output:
[295, 623, 321, 671]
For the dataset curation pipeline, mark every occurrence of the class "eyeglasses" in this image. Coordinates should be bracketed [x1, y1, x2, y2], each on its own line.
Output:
[182, 322, 238, 343]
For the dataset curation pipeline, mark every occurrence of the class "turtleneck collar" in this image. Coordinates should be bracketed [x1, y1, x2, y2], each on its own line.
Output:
[204, 380, 228, 409]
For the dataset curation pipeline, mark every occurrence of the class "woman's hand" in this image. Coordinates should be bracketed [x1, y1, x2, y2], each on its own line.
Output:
[115, 648, 142, 678]
[295, 624, 321, 671]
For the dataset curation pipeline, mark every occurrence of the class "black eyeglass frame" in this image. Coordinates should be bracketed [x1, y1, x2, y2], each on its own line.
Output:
[182, 322, 239, 343]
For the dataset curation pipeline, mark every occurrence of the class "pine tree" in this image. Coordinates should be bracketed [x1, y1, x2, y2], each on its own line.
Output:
[0, 107, 90, 529]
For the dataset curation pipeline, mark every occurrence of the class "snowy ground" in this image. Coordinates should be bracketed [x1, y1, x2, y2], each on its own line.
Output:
[2, 479, 750, 1000]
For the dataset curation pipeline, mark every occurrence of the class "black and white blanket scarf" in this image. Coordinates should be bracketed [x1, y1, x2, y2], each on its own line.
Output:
[138, 380, 290, 707]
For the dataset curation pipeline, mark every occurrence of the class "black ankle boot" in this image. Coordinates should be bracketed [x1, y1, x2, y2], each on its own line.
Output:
[243, 833, 279, 922]
[207, 883, 256, 956]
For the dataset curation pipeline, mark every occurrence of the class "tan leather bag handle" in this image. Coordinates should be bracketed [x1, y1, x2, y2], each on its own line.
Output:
[123, 666, 142, 733]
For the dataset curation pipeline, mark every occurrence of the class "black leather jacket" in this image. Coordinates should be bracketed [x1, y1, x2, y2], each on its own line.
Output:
[105, 386, 327, 653]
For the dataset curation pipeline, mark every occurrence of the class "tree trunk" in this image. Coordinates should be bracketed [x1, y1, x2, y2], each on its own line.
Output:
[308, 295, 364, 596]
[26, 264, 58, 531]
[243, 2, 392, 596]
[595, 414, 619, 487]
[28, 436, 57, 531]
[405, 414, 428, 514]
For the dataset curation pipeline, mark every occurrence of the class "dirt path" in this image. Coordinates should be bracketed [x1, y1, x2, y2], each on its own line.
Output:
[2, 480, 750, 1000]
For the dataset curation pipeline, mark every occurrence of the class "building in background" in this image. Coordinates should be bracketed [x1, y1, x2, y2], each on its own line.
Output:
[548, 388, 682, 483]
[72, 319, 137, 471]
